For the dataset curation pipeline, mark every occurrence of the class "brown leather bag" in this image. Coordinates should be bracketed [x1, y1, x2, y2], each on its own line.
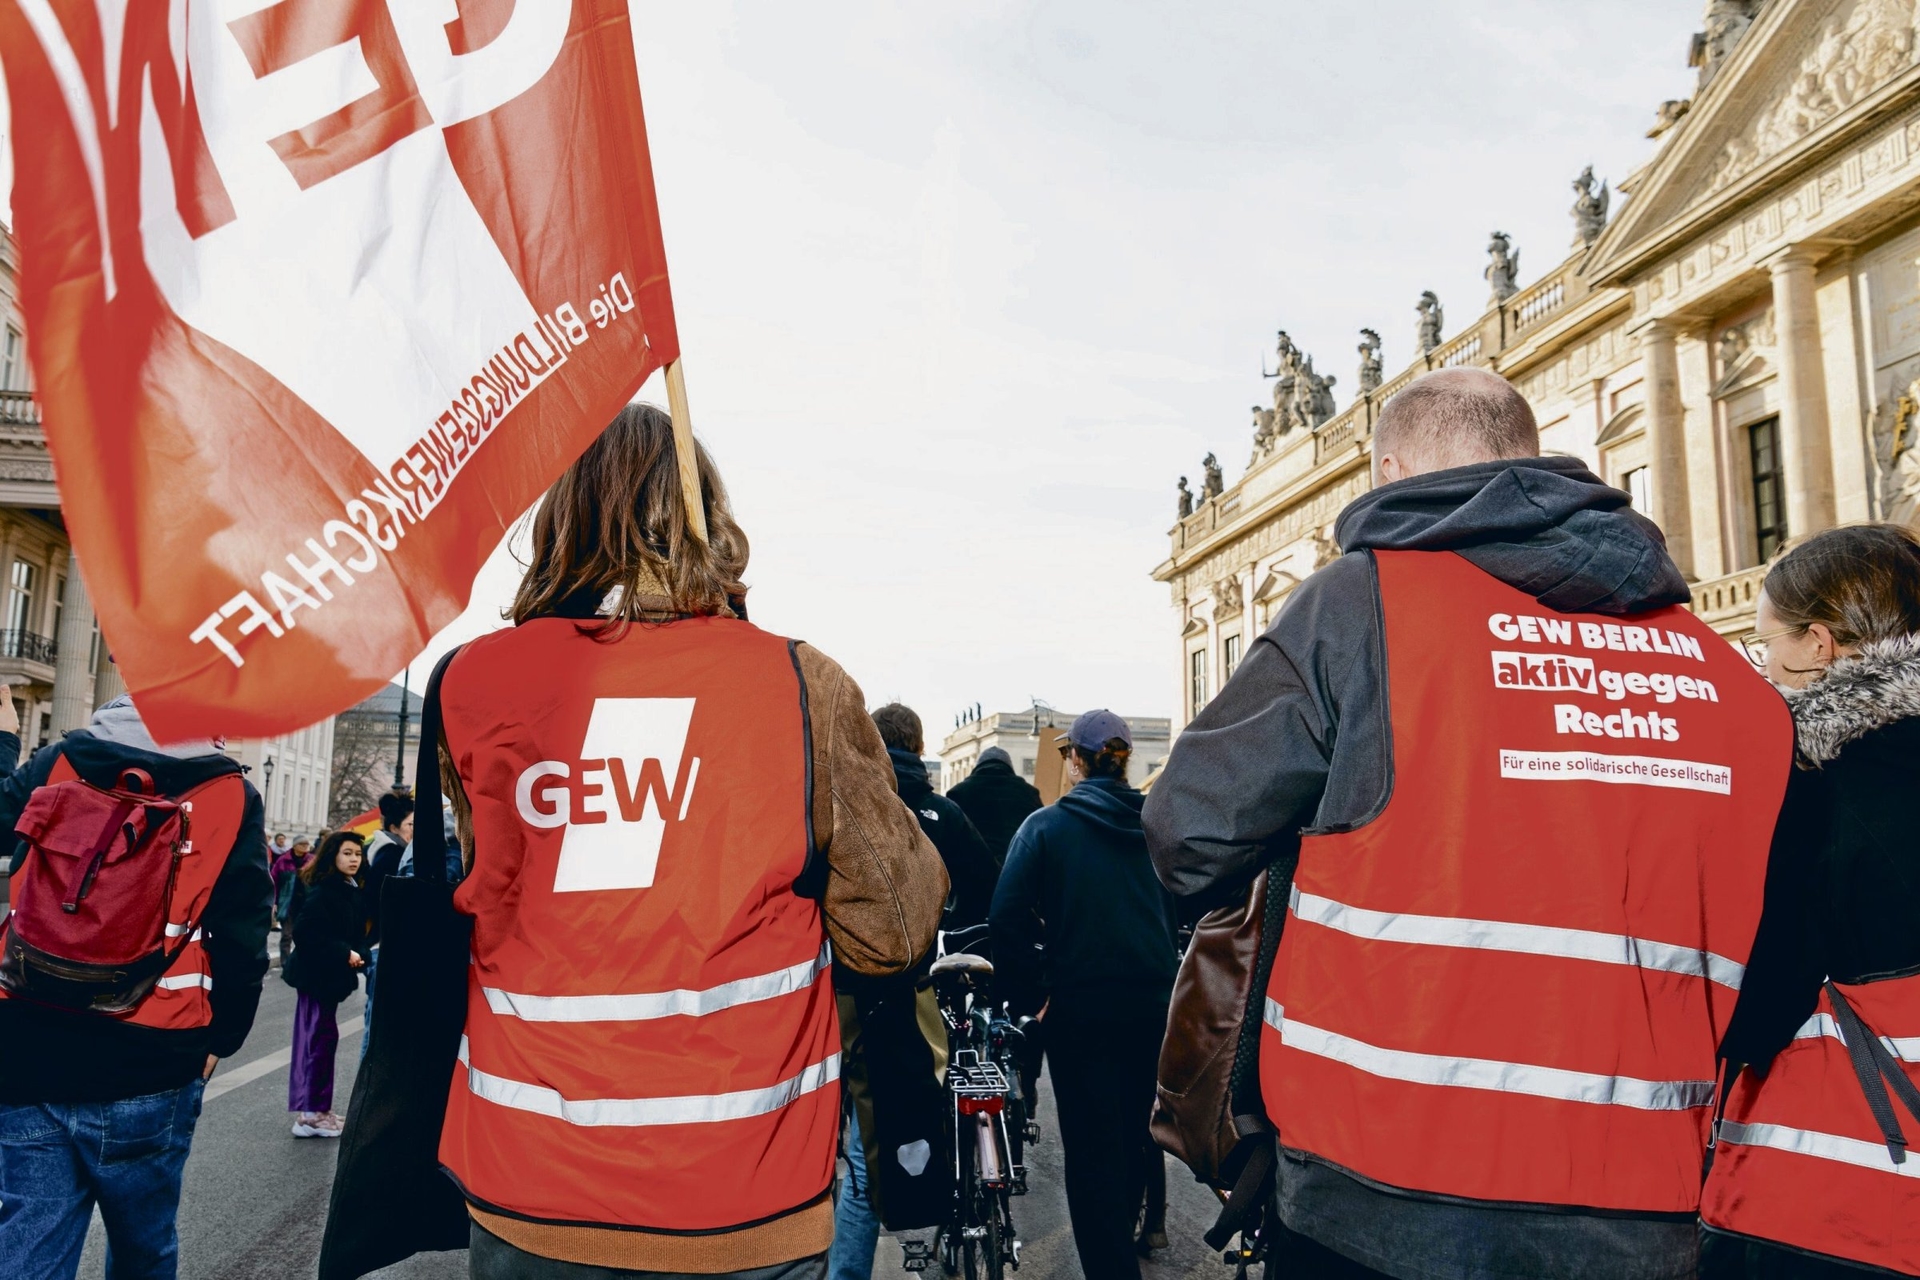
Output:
[1151, 869, 1270, 1188]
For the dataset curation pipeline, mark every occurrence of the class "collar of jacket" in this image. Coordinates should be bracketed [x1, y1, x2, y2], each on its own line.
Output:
[1786, 632, 1920, 766]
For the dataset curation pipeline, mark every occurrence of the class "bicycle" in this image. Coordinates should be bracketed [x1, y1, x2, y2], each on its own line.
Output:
[900, 925, 1032, 1280]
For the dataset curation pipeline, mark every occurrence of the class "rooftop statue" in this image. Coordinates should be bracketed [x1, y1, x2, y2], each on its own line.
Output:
[1690, 0, 1760, 90]
[1250, 405, 1279, 461]
[1416, 291, 1445, 354]
[1177, 475, 1194, 519]
[1357, 329, 1383, 396]
[1571, 166, 1610, 246]
[1485, 231, 1521, 304]
[1202, 453, 1224, 499]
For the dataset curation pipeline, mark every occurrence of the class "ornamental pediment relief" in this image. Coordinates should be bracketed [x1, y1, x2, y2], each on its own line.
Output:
[1588, 0, 1920, 281]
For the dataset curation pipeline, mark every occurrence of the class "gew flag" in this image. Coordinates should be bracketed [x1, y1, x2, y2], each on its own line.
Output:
[0, 0, 679, 738]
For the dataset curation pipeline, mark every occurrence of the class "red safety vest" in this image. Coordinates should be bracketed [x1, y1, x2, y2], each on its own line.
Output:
[438, 615, 839, 1232]
[1260, 550, 1791, 1212]
[1703, 976, 1920, 1273]
[0, 755, 246, 1031]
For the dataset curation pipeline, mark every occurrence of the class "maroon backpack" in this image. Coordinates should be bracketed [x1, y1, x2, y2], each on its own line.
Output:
[1, 768, 194, 1013]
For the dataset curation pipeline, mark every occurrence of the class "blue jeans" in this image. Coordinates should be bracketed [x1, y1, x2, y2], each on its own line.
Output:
[827, 1110, 880, 1280]
[0, 1080, 205, 1280]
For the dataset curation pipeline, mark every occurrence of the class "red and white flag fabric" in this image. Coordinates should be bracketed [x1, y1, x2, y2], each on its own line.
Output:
[0, 0, 679, 739]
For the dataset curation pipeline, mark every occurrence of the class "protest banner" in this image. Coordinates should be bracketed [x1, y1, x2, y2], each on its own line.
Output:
[0, 0, 687, 738]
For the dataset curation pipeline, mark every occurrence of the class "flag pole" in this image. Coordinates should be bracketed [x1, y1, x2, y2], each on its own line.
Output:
[663, 358, 708, 543]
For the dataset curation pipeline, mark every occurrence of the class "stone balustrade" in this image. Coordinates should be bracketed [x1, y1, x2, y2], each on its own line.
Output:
[1686, 564, 1769, 636]
[1510, 277, 1566, 332]
[1437, 332, 1483, 367]
[0, 391, 38, 427]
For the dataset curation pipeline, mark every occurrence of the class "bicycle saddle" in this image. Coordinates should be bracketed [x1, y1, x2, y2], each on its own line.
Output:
[930, 952, 995, 981]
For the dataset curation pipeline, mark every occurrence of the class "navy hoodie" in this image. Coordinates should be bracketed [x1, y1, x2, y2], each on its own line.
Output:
[989, 776, 1178, 1018]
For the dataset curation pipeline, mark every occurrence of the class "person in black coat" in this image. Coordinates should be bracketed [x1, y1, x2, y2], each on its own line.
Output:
[871, 704, 999, 928]
[1704, 524, 1920, 1279]
[947, 746, 1041, 867]
[283, 832, 371, 1138]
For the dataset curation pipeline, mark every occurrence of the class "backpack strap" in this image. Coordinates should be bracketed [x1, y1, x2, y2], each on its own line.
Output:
[407, 647, 464, 885]
[1825, 980, 1920, 1165]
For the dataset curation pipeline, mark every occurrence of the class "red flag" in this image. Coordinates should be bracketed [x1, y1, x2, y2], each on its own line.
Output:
[0, 0, 679, 739]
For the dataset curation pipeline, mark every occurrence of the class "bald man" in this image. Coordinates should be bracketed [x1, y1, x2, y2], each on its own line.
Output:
[1145, 368, 1792, 1280]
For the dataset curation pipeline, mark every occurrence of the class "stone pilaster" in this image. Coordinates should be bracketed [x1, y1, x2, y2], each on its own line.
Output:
[92, 643, 126, 709]
[50, 556, 96, 736]
[1766, 246, 1838, 538]
[1636, 319, 1694, 577]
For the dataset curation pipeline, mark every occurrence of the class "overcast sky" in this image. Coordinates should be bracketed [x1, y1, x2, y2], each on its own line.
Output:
[6, 2, 1703, 738]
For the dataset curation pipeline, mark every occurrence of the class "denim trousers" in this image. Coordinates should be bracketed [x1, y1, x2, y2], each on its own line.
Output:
[289, 992, 340, 1113]
[826, 1110, 879, 1280]
[0, 1079, 205, 1280]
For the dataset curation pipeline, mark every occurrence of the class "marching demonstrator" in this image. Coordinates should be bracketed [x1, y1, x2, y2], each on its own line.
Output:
[1701, 524, 1920, 1279]
[1144, 368, 1794, 1280]
[433, 403, 946, 1280]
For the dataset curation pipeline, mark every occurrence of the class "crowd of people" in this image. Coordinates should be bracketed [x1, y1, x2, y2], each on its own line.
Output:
[0, 368, 1914, 1280]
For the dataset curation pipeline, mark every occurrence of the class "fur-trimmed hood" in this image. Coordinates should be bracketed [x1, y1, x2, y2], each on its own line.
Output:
[1786, 633, 1920, 765]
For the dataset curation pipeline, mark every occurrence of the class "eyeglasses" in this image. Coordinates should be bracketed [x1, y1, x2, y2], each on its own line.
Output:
[1738, 625, 1803, 667]
[1056, 743, 1071, 759]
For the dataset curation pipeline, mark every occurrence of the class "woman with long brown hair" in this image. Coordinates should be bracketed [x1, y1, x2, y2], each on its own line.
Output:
[432, 403, 944, 1279]
[1702, 523, 1920, 1277]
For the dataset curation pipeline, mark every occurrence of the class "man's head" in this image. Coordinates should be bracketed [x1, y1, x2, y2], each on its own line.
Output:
[978, 746, 1013, 769]
[1370, 367, 1539, 486]
[378, 789, 415, 842]
[871, 703, 924, 755]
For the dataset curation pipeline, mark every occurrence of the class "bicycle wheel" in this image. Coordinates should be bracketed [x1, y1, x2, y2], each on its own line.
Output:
[981, 1207, 1005, 1280]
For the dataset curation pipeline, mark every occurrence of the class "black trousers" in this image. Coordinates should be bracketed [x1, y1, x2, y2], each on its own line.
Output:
[1044, 1000, 1166, 1280]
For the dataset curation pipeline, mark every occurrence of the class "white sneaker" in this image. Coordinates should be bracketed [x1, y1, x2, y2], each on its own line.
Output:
[291, 1113, 342, 1139]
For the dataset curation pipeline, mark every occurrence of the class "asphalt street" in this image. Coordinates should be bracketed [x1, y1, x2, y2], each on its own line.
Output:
[72, 941, 1228, 1280]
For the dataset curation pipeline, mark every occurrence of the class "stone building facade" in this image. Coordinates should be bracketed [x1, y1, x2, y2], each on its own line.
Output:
[1155, 0, 1920, 733]
[940, 706, 1172, 792]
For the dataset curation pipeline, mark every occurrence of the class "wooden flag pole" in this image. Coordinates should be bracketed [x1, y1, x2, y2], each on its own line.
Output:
[663, 358, 709, 543]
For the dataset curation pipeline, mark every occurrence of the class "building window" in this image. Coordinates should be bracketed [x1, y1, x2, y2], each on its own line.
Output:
[8, 562, 36, 635]
[1021, 756, 1036, 778]
[52, 576, 64, 644]
[1190, 649, 1209, 717]
[1, 329, 20, 392]
[1623, 466, 1649, 513]
[1749, 416, 1786, 561]
[1223, 634, 1242, 684]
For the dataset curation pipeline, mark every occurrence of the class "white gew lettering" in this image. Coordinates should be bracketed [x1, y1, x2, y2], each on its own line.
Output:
[512, 699, 701, 894]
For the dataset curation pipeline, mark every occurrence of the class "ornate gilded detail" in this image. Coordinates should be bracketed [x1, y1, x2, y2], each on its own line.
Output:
[1701, 0, 1920, 198]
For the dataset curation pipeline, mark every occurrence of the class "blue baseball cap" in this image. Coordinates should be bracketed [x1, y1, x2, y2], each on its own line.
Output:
[1068, 709, 1131, 752]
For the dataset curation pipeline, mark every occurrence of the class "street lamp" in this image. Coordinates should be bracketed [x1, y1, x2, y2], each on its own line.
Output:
[262, 755, 276, 820]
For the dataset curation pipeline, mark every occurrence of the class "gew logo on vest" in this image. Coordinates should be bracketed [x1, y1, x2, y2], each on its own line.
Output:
[514, 699, 700, 893]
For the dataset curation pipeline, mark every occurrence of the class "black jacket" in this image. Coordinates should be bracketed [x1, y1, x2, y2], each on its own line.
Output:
[1721, 635, 1920, 1070]
[1142, 457, 1700, 1280]
[0, 729, 273, 1103]
[284, 873, 373, 1005]
[990, 776, 1178, 1018]
[888, 749, 998, 929]
[946, 755, 1041, 867]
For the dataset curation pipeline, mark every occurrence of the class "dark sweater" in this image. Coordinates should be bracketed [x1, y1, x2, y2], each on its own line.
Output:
[990, 776, 1178, 1018]
[946, 755, 1041, 867]
[284, 874, 373, 1005]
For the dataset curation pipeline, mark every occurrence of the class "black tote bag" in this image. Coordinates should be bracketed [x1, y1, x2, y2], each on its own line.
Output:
[319, 647, 473, 1280]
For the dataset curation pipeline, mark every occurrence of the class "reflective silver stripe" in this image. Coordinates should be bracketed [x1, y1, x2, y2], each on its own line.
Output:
[457, 1036, 839, 1126]
[163, 924, 202, 941]
[1264, 998, 1284, 1032]
[157, 973, 212, 991]
[1718, 1120, 1920, 1178]
[1790, 1010, 1920, 1062]
[1290, 886, 1744, 990]
[479, 947, 830, 1023]
[1278, 1015, 1714, 1111]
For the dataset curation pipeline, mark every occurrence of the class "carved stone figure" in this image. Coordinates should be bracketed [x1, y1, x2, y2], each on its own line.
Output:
[1250, 405, 1278, 460]
[1703, 0, 1919, 196]
[1416, 292, 1444, 354]
[1690, 0, 1760, 90]
[1213, 576, 1244, 616]
[1485, 232, 1521, 304]
[1357, 329, 1383, 396]
[1177, 475, 1194, 519]
[1265, 330, 1305, 431]
[1571, 167, 1610, 246]
[1294, 358, 1337, 429]
[1648, 99, 1692, 139]
[1202, 453, 1224, 500]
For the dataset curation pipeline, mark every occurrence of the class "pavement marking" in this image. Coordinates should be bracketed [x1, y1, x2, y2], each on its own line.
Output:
[204, 1016, 364, 1102]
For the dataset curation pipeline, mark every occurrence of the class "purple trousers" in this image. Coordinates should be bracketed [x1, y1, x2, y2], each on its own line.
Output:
[289, 992, 340, 1113]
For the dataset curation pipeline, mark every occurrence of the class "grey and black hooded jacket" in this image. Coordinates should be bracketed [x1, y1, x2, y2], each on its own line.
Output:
[1720, 633, 1920, 1071]
[1142, 456, 1703, 1280]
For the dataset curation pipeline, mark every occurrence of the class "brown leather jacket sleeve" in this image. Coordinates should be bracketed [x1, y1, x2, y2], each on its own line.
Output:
[795, 643, 947, 975]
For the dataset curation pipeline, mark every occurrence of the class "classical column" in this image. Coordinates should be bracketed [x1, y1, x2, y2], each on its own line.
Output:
[93, 639, 126, 708]
[49, 556, 96, 735]
[1637, 319, 1694, 577]
[1767, 246, 1838, 538]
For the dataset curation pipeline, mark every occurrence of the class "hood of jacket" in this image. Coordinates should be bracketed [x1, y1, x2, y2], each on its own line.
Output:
[1785, 633, 1920, 766]
[1054, 776, 1145, 839]
[969, 750, 1016, 780]
[888, 747, 933, 799]
[1334, 456, 1690, 616]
